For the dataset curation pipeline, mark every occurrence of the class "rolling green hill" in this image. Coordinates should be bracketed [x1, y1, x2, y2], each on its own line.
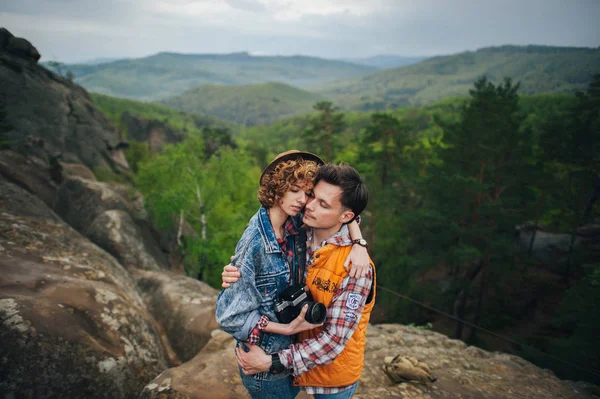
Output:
[315, 45, 600, 111]
[90, 93, 237, 134]
[47, 52, 375, 101]
[160, 82, 326, 125]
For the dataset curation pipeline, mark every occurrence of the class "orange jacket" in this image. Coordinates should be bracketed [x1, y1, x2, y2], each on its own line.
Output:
[293, 244, 376, 388]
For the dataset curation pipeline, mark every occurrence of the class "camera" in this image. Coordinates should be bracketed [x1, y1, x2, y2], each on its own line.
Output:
[275, 285, 326, 324]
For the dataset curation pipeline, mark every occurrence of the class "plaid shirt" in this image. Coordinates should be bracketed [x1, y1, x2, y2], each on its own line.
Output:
[248, 215, 299, 345]
[280, 224, 374, 395]
[277, 217, 299, 278]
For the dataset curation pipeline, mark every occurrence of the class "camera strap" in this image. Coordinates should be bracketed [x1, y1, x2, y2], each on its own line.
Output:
[293, 226, 307, 286]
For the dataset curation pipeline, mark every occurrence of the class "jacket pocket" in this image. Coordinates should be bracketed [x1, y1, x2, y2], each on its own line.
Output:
[255, 280, 277, 304]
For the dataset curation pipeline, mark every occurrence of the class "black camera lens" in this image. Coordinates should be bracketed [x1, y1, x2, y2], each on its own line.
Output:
[305, 302, 326, 324]
[275, 285, 327, 324]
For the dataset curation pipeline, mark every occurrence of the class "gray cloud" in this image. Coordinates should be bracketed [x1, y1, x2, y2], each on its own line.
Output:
[225, 0, 267, 13]
[1, 0, 598, 62]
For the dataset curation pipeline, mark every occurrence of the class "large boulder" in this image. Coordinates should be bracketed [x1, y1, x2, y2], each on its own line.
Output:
[0, 150, 60, 209]
[140, 331, 248, 399]
[60, 161, 98, 181]
[141, 324, 597, 399]
[55, 177, 147, 232]
[86, 210, 163, 271]
[515, 223, 599, 264]
[0, 28, 128, 171]
[0, 170, 61, 221]
[0, 28, 40, 62]
[134, 269, 220, 362]
[516, 224, 577, 263]
[139, 330, 312, 399]
[0, 175, 170, 398]
[54, 177, 168, 270]
[121, 111, 187, 154]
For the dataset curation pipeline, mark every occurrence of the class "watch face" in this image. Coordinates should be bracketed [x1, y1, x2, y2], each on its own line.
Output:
[360, 239, 367, 245]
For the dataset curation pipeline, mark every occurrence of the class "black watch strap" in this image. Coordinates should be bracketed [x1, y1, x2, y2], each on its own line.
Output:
[269, 353, 285, 374]
[352, 238, 368, 248]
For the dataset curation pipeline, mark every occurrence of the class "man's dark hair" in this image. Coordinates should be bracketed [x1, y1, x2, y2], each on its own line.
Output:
[315, 163, 369, 219]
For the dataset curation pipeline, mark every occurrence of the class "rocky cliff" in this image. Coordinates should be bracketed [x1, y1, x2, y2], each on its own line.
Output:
[0, 152, 220, 397]
[0, 28, 218, 397]
[0, 28, 128, 172]
[141, 325, 598, 399]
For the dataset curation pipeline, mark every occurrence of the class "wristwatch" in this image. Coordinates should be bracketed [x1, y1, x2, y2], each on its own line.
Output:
[352, 238, 368, 248]
[269, 354, 286, 374]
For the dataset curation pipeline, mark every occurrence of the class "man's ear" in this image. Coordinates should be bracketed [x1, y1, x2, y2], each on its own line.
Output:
[340, 210, 355, 224]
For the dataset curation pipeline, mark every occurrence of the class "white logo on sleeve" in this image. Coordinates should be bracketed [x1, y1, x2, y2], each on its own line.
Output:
[346, 293, 362, 310]
[344, 310, 358, 323]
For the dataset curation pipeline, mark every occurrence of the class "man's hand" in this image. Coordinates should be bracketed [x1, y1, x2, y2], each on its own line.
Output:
[235, 344, 272, 375]
[285, 305, 324, 335]
[221, 257, 241, 288]
[344, 244, 370, 279]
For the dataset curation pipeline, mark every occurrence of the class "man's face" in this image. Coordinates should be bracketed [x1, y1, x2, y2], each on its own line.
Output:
[302, 181, 354, 230]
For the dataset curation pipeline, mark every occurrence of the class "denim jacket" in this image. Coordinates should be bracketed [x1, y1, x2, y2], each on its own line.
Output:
[216, 206, 303, 380]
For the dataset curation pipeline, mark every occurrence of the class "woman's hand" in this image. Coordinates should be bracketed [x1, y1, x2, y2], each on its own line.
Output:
[344, 244, 370, 279]
[221, 257, 241, 288]
[262, 305, 324, 336]
[285, 305, 324, 335]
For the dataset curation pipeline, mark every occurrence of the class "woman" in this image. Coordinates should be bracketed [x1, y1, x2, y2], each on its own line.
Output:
[215, 150, 368, 399]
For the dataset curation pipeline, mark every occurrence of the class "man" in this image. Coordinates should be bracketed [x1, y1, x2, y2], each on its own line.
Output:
[232, 163, 376, 398]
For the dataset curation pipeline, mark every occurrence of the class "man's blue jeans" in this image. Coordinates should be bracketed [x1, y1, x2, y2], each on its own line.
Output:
[239, 370, 300, 399]
[313, 382, 359, 399]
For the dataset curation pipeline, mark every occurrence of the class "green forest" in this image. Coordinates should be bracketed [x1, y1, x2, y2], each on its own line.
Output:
[92, 74, 600, 386]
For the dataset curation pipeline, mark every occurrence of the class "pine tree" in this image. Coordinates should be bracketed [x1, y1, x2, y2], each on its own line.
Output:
[427, 77, 533, 340]
[302, 101, 345, 162]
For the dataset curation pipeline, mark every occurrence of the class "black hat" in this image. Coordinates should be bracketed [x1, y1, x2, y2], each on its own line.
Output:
[260, 150, 324, 186]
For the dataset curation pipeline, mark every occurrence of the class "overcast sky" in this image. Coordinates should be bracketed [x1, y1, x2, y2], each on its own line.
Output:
[1, 0, 599, 63]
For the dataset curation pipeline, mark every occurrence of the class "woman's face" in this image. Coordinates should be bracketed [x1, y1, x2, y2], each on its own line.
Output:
[277, 181, 312, 217]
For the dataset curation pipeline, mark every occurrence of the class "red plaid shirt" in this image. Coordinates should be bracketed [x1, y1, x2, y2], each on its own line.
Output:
[277, 217, 299, 276]
[280, 224, 374, 395]
[247, 216, 299, 345]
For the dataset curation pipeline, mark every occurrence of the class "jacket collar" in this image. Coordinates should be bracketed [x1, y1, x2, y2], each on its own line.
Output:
[257, 206, 301, 254]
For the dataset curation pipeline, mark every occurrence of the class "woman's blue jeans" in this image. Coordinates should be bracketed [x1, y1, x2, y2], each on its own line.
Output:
[240, 369, 300, 399]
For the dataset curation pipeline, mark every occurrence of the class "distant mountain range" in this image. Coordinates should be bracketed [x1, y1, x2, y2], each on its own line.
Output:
[341, 55, 427, 69]
[44, 52, 376, 101]
[160, 82, 324, 125]
[317, 45, 600, 111]
[44, 45, 600, 124]
[77, 57, 125, 65]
